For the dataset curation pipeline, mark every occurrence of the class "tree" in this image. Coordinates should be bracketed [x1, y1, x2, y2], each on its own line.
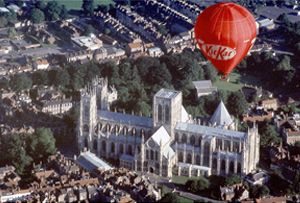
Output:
[203, 63, 218, 82]
[0, 16, 8, 28]
[30, 8, 45, 24]
[6, 11, 18, 24]
[276, 55, 293, 71]
[251, 185, 270, 198]
[0, 134, 32, 175]
[46, 1, 63, 21]
[277, 13, 289, 25]
[84, 24, 95, 36]
[104, 28, 111, 35]
[7, 27, 17, 39]
[26, 128, 56, 162]
[82, 0, 94, 16]
[0, 77, 9, 89]
[52, 69, 70, 88]
[32, 70, 49, 86]
[185, 177, 210, 193]
[259, 122, 280, 147]
[225, 174, 242, 186]
[292, 171, 300, 194]
[36, 0, 47, 10]
[237, 59, 247, 70]
[10, 73, 33, 92]
[0, 0, 5, 7]
[227, 91, 248, 117]
[60, 5, 69, 19]
[159, 192, 179, 203]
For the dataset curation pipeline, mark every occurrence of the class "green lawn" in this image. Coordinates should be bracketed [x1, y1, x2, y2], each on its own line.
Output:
[44, 0, 114, 10]
[213, 72, 263, 92]
[178, 196, 194, 203]
[172, 175, 198, 185]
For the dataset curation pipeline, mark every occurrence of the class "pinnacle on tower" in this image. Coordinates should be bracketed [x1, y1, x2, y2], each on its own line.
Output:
[210, 101, 233, 127]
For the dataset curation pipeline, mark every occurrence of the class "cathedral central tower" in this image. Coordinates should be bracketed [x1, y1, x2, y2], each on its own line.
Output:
[153, 89, 182, 138]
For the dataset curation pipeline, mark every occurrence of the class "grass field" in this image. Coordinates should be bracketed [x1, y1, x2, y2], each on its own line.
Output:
[213, 72, 263, 92]
[178, 196, 194, 203]
[172, 175, 198, 185]
[44, 0, 114, 10]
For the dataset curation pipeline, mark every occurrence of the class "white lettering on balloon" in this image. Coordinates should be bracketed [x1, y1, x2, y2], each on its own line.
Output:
[197, 40, 236, 61]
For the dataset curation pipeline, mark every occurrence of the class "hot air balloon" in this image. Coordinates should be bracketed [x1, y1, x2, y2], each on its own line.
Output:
[194, 2, 257, 77]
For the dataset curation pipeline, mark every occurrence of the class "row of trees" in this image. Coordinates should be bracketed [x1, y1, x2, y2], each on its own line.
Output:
[30, 1, 69, 23]
[237, 51, 298, 91]
[2, 49, 250, 119]
[0, 128, 56, 175]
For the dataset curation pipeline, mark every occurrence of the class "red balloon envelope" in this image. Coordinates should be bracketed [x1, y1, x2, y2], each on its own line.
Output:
[194, 2, 257, 76]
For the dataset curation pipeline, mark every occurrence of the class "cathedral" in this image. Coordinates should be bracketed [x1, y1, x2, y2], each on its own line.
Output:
[77, 78, 260, 178]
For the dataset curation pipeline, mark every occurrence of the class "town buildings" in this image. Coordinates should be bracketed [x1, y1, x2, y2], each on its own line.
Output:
[276, 113, 300, 144]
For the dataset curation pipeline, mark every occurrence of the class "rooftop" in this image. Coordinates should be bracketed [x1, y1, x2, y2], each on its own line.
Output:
[175, 122, 246, 139]
[155, 88, 181, 99]
[151, 126, 170, 146]
[193, 80, 214, 89]
[98, 110, 153, 128]
[210, 101, 234, 127]
[76, 151, 112, 172]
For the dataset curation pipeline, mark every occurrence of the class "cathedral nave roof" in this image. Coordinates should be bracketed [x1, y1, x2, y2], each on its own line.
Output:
[98, 110, 153, 128]
[175, 122, 246, 140]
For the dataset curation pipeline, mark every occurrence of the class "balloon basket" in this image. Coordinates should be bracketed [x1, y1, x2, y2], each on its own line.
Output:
[220, 75, 229, 82]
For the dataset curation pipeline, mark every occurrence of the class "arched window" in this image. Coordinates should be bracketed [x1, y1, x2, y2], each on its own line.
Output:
[237, 162, 242, 173]
[212, 158, 217, 169]
[233, 142, 239, 152]
[83, 124, 89, 132]
[106, 124, 111, 133]
[221, 160, 226, 172]
[190, 135, 195, 145]
[155, 151, 158, 161]
[195, 155, 200, 165]
[146, 150, 149, 159]
[84, 105, 89, 117]
[123, 126, 128, 135]
[150, 150, 154, 160]
[182, 134, 187, 143]
[101, 140, 106, 152]
[225, 140, 231, 151]
[216, 139, 222, 150]
[84, 138, 88, 148]
[119, 144, 124, 154]
[199, 137, 202, 146]
[186, 154, 192, 164]
[115, 125, 119, 134]
[98, 123, 102, 131]
[158, 104, 163, 122]
[229, 161, 234, 173]
[178, 152, 183, 162]
[141, 129, 145, 137]
[165, 105, 170, 123]
[175, 133, 180, 143]
[127, 145, 133, 155]
[93, 140, 97, 151]
[111, 143, 115, 153]
[132, 128, 136, 136]
[203, 142, 210, 166]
